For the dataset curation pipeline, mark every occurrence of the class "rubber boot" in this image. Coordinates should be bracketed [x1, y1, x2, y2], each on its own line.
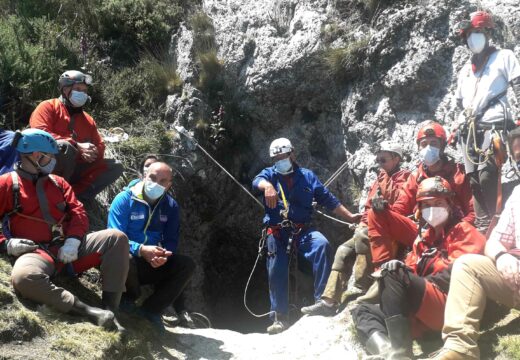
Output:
[365, 331, 392, 355]
[102, 291, 127, 334]
[385, 315, 413, 360]
[69, 297, 115, 329]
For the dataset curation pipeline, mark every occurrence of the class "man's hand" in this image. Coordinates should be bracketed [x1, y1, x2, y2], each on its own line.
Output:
[371, 195, 388, 212]
[264, 183, 279, 209]
[77, 142, 99, 163]
[6, 238, 38, 257]
[496, 253, 520, 285]
[140, 245, 172, 268]
[381, 259, 407, 272]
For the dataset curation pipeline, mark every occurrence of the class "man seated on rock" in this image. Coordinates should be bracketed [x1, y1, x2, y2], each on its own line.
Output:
[366, 121, 475, 272]
[29, 70, 123, 201]
[301, 141, 411, 316]
[252, 137, 362, 334]
[426, 127, 520, 360]
[351, 176, 485, 359]
[0, 129, 129, 331]
[108, 161, 196, 332]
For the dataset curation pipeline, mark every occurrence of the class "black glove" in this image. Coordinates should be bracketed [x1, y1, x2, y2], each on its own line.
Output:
[371, 195, 388, 212]
[380, 259, 406, 272]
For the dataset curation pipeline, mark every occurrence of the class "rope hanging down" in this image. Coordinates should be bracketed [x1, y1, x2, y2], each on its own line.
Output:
[174, 126, 355, 227]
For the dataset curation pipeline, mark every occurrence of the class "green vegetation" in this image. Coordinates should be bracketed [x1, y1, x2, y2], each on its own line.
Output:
[322, 37, 369, 82]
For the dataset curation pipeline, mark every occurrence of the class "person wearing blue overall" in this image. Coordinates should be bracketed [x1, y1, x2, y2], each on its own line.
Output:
[253, 138, 361, 334]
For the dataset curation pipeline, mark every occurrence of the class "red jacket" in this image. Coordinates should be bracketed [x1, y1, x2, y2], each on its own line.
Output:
[360, 168, 411, 225]
[0, 171, 88, 245]
[29, 98, 105, 162]
[391, 159, 475, 224]
[405, 221, 485, 286]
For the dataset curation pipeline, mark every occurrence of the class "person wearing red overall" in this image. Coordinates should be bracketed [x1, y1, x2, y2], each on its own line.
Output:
[351, 176, 485, 359]
[301, 141, 411, 316]
[367, 121, 475, 269]
[0, 129, 129, 331]
[29, 70, 123, 201]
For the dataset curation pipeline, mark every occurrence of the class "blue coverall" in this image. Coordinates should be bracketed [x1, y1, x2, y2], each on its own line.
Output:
[253, 165, 340, 317]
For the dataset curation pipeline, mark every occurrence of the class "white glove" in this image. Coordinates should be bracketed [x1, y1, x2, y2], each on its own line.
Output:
[58, 238, 81, 264]
[496, 253, 520, 286]
[6, 238, 38, 257]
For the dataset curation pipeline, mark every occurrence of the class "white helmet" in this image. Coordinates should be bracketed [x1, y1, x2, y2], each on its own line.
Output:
[378, 140, 403, 159]
[269, 138, 293, 157]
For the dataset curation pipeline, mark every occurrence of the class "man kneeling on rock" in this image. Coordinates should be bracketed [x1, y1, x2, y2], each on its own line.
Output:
[253, 137, 361, 334]
[108, 161, 196, 332]
[0, 129, 129, 331]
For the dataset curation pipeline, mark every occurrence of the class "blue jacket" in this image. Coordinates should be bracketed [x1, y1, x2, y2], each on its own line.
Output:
[107, 181, 180, 257]
[252, 165, 340, 225]
[0, 130, 19, 176]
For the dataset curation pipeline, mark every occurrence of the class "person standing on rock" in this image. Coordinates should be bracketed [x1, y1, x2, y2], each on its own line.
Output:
[0, 129, 129, 331]
[252, 137, 362, 334]
[29, 70, 124, 201]
[366, 121, 475, 273]
[453, 10, 520, 233]
[108, 161, 196, 332]
[301, 141, 411, 316]
[351, 176, 485, 359]
[426, 129, 520, 360]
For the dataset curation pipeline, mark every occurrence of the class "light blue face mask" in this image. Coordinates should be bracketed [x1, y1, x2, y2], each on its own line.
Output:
[419, 145, 440, 167]
[274, 158, 293, 175]
[38, 154, 56, 174]
[144, 180, 166, 200]
[69, 90, 89, 107]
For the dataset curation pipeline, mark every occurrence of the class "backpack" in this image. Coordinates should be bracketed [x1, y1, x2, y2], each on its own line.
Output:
[0, 130, 19, 176]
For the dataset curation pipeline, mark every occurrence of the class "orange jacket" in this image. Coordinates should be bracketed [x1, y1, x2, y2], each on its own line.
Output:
[360, 168, 411, 225]
[391, 159, 475, 224]
[405, 221, 485, 279]
[0, 171, 88, 245]
[29, 98, 105, 161]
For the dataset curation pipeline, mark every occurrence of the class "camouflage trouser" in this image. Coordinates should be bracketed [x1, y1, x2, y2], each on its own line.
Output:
[321, 226, 372, 304]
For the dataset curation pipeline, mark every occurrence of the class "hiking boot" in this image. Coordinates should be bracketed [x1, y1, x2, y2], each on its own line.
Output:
[300, 300, 337, 316]
[267, 320, 288, 335]
[423, 348, 475, 360]
[136, 307, 166, 334]
[385, 315, 413, 359]
[162, 305, 181, 326]
[69, 297, 115, 329]
[178, 310, 197, 329]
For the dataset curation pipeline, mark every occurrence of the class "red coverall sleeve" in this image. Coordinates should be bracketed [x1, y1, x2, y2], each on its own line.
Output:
[0, 175, 14, 245]
[390, 174, 418, 216]
[360, 180, 380, 225]
[57, 177, 89, 239]
[29, 101, 75, 144]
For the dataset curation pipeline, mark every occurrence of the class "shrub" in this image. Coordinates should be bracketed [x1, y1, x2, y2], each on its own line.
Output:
[322, 37, 369, 82]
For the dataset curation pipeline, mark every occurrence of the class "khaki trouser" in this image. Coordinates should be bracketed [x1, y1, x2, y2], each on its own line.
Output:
[322, 226, 372, 303]
[11, 229, 129, 313]
[443, 254, 520, 359]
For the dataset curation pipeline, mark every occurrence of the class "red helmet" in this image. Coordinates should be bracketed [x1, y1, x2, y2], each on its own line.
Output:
[458, 11, 494, 37]
[416, 176, 454, 202]
[416, 121, 447, 146]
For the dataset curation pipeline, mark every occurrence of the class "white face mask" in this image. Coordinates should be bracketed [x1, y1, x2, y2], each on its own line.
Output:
[69, 90, 89, 107]
[419, 145, 440, 167]
[467, 32, 486, 54]
[274, 158, 293, 175]
[144, 180, 166, 200]
[422, 206, 449, 227]
[38, 155, 56, 174]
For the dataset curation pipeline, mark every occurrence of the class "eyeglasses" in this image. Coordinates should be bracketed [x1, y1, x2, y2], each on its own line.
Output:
[376, 157, 392, 164]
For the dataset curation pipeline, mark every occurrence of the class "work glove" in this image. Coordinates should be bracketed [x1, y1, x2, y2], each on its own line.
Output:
[371, 195, 388, 212]
[58, 237, 81, 264]
[380, 259, 407, 272]
[496, 253, 520, 287]
[6, 238, 38, 257]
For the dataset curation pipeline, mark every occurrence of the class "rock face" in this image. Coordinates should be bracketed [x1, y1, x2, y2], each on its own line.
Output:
[164, 0, 520, 337]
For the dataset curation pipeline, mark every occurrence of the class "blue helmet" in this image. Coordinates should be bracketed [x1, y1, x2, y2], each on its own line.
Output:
[15, 129, 59, 154]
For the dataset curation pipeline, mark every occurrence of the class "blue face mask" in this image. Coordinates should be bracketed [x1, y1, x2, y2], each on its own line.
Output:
[38, 154, 56, 174]
[69, 90, 89, 107]
[144, 180, 166, 200]
[274, 158, 293, 175]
